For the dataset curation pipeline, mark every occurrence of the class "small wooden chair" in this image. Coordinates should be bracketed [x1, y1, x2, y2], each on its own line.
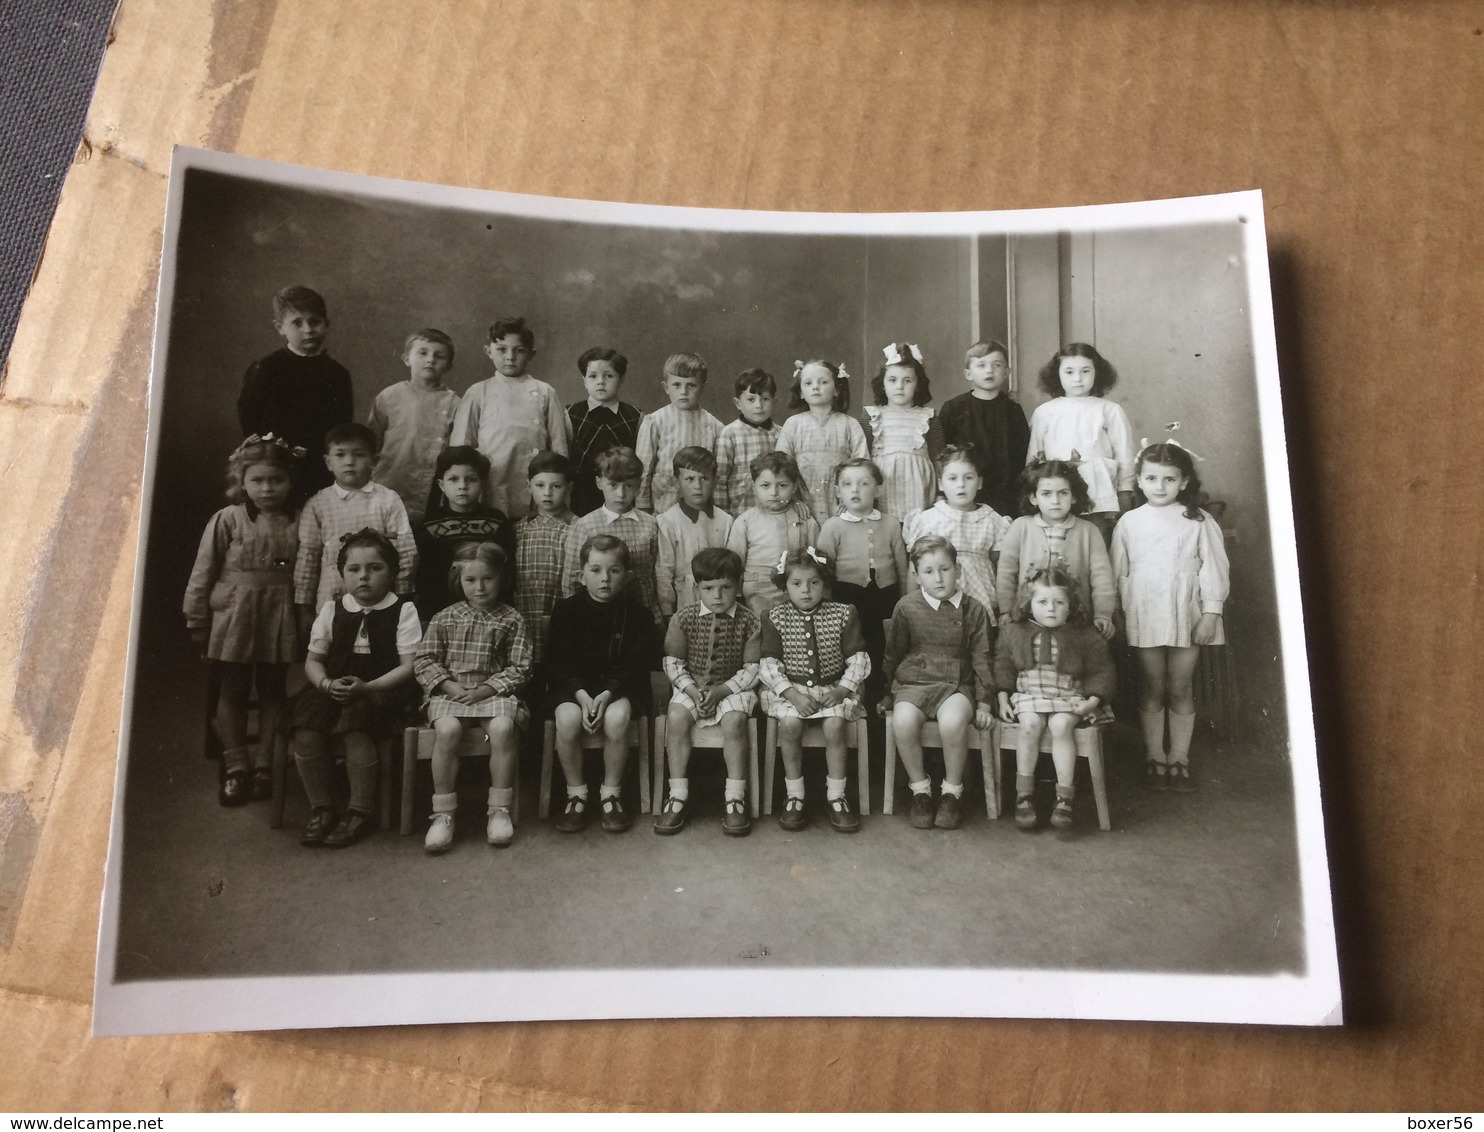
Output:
[269, 730, 394, 832]
[399, 726, 523, 834]
[762, 715, 872, 815]
[995, 719, 1111, 831]
[882, 720, 1000, 818]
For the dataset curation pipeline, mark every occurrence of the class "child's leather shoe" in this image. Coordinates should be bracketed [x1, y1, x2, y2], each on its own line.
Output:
[300, 805, 338, 846]
[324, 810, 378, 848]
[828, 795, 859, 833]
[722, 799, 751, 837]
[779, 796, 808, 832]
[601, 796, 633, 833]
[219, 769, 250, 808]
[908, 791, 935, 829]
[1050, 797, 1074, 831]
[1167, 762, 1196, 793]
[1014, 794, 1037, 831]
[486, 807, 514, 847]
[555, 795, 588, 833]
[653, 796, 688, 835]
[934, 792, 963, 830]
[251, 769, 274, 802]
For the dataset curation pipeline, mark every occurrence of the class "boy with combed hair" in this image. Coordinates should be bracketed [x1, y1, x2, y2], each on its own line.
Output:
[655, 446, 733, 620]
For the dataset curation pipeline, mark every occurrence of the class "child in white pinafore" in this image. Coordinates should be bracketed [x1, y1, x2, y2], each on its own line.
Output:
[775, 359, 867, 528]
[184, 435, 303, 807]
[1026, 342, 1137, 544]
[1111, 440, 1230, 794]
[863, 341, 943, 519]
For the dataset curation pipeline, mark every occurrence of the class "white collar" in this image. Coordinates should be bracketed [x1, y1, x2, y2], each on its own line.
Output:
[601, 506, 635, 523]
[839, 508, 881, 523]
[698, 602, 738, 618]
[921, 590, 964, 611]
[339, 592, 398, 613]
[332, 481, 376, 499]
[586, 397, 620, 412]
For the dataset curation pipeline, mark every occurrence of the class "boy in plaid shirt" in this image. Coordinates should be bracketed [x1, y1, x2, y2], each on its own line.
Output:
[294, 422, 418, 638]
[514, 450, 575, 666]
[635, 352, 724, 514]
[714, 367, 779, 514]
[561, 447, 661, 623]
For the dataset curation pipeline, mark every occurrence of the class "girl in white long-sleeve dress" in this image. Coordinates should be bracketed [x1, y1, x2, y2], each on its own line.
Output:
[1111, 441, 1230, 794]
[1027, 342, 1137, 544]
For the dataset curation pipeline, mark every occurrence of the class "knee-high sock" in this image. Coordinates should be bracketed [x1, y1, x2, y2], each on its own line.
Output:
[1139, 709, 1167, 764]
[1168, 710, 1197, 765]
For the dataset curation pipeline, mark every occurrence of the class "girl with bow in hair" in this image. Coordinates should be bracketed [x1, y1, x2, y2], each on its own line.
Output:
[775, 358, 867, 527]
[864, 341, 944, 519]
[184, 434, 305, 807]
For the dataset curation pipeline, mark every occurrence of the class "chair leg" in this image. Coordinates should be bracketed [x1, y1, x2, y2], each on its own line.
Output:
[748, 717, 761, 818]
[378, 738, 393, 831]
[980, 723, 1000, 819]
[270, 729, 288, 829]
[762, 717, 777, 815]
[1080, 727, 1111, 831]
[652, 716, 667, 814]
[539, 721, 555, 820]
[855, 718, 870, 816]
[882, 718, 897, 815]
[637, 719, 651, 815]
[401, 728, 417, 835]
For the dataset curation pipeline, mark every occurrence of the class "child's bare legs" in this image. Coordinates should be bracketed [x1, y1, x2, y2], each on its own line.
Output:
[1045, 711, 1080, 829]
[424, 716, 465, 852]
[777, 714, 808, 828]
[1136, 644, 1201, 789]
[892, 701, 935, 828]
[719, 710, 752, 834]
[598, 698, 634, 831]
[933, 693, 974, 830]
[1013, 711, 1046, 829]
[553, 702, 590, 831]
[665, 702, 695, 785]
[485, 716, 519, 846]
[819, 716, 858, 832]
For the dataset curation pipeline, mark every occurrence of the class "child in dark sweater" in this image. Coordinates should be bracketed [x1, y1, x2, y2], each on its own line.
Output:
[938, 340, 1029, 518]
[414, 446, 517, 620]
[546, 534, 658, 834]
[237, 286, 353, 494]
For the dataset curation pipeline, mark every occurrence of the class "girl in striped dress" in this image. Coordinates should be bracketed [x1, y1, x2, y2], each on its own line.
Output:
[903, 446, 1011, 621]
[413, 541, 532, 852]
[864, 342, 943, 519]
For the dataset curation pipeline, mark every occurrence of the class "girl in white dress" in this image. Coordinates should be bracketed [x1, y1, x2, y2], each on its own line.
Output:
[864, 342, 943, 519]
[1026, 343, 1137, 543]
[902, 446, 1011, 621]
[1111, 441, 1230, 794]
[776, 359, 868, 527]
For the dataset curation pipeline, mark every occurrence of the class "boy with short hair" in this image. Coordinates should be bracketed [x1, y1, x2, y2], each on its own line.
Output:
[237, 285, 353, 492]
[547, 535, 659, 834]
[367, 328, 462, 523]
[655, 446, 733, 620]
[514, 450, 576, 664]
[567, 346, 643, 518]
[635, 352, 723, 514]
[293, 422, 418, 633]
[561, 446, 661, 623]
[714, 367, 779, 515]
[938, 340, 1031, 518]
[655, 548, 761, 837]
[451, 315, 571, 519]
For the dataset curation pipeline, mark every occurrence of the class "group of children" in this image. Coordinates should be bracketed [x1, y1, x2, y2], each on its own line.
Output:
[183, 284, 1231, 853]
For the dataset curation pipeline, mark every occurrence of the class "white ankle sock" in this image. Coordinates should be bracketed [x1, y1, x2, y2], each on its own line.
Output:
[487, 786, 513, 810]
[825, 776, 847, 801]
[908, 777, 932, 796]
[724, 778, 747, 802]
[431, 791, 458, 815]
[785, 776, 805, 800]
[941, 780, 964, 798]
[599, 784, 621, 800]
[668, 777, 689, 802]
[566, 784, 588, 800]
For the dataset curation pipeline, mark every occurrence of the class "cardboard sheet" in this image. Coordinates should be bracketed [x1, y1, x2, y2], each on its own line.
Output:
[3, 0, 1481, 1112]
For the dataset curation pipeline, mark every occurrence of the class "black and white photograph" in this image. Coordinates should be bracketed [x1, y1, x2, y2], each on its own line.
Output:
[93, 147, 1338, 1035]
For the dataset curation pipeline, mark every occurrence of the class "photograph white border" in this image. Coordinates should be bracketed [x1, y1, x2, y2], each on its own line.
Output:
[93, 147, 1339, 1035]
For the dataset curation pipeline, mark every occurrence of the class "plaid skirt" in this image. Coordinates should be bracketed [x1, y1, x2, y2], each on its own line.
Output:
[426, 693, 528, 727]
[762, 684, 864, 722]
[1010, 663, 1114, 722]
[671, 686, 757, 728]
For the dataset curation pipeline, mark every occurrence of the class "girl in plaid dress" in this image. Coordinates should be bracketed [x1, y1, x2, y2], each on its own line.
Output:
[414, 541, 532, 852]
[994, 566, 1114, 833]
[1111, 440, 1229, 793]
[903, 446, 1012, 620]
[776, 359, 868, 527]
[759, 548, 870, 833]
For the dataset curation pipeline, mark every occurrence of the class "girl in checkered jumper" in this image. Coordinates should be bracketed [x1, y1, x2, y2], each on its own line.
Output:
[413, 542, 532, 853]
[994, 566, 1114, 833]
[758, 548, 870, 833]
[775, 359, 868, 527]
